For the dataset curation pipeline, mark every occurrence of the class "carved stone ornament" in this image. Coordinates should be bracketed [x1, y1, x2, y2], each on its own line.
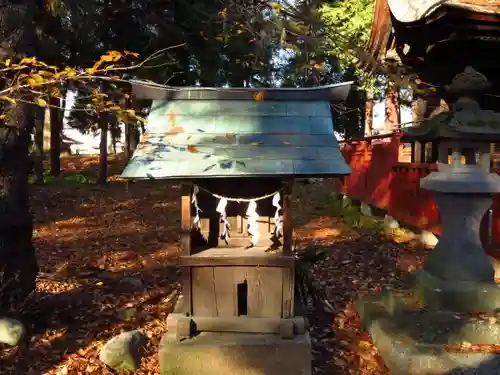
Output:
[445, 66, 491, 96]
[444, 67, 500, 131]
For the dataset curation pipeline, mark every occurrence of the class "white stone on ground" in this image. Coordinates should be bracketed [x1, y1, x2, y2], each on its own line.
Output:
[99, 329, 148, 372]
[420, 230, 439, 248]
[0, 317, 25, 346]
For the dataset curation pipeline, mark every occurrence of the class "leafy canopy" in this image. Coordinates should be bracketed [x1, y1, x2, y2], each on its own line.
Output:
[317, 0, 375, 91]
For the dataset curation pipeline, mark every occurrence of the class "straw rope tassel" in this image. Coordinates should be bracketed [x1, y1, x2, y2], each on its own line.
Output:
[216, 197, 229, 243]
[272, 192, 282, 238]
[246, 200, 260, 247]
[191, 185, 201, 229]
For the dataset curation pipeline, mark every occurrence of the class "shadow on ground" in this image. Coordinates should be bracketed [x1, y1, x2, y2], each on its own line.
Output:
[2, 176, 183, 374]
[2, 266, 179, 374]
[296, 234, 419, 375]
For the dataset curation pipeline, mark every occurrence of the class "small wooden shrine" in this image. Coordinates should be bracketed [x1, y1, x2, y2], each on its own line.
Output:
[121, 81, 352, 375]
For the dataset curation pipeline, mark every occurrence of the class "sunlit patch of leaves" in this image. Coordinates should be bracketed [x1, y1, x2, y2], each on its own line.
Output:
[290, 180, 430, 374]
[326, 194, 384, 232]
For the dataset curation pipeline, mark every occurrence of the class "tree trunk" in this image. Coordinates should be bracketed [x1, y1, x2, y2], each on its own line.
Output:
[0, 104, 39, 312]
[124, 122, 131, 160]
[98, 114, 108, 184]
[109, 124, 118, 156]
[124, 96, 140, 160]
[33, 107, 44, 184]
[0, 1, 39, 312]
[124, 95, 132, 160]
[385, 80, 400, 133]
[125, 122, 140, 159]
[43, 108, 50, 152]
[49, 95, 62, 177]
[130, 124, 140, 154]
[364, 89, 374, 136]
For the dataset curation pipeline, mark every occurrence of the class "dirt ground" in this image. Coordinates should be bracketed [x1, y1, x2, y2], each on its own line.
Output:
[0, 156, 428, 375]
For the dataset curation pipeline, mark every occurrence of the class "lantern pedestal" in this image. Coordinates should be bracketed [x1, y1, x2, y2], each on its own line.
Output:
[421, 192, 494, 284]
[414, 169, 500, 311]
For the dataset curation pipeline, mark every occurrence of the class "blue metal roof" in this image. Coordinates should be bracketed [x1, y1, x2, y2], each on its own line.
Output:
[121, 83, 352, 179]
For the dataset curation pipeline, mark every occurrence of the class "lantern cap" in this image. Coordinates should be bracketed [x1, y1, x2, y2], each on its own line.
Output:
[402, 67, 500, 143]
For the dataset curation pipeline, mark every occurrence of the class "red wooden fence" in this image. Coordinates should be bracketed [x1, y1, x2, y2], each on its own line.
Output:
[339, 133, 500, 257]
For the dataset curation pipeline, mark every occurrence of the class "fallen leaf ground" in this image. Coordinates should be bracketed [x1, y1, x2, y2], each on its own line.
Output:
[0, 156, 429, 375]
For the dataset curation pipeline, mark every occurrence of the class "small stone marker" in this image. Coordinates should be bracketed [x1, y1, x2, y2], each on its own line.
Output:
[360, 202, 372, 216]
[341, 195, 352, 208]
[383, 214, 399, 230]
[118, 307, 139, 321]
[99, 330, 148, 372]
[419, 230, 438, 248]
[0, 317, 25, 346]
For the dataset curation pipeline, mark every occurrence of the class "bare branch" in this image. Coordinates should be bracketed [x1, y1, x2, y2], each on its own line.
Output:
[111, 43, 186, 71]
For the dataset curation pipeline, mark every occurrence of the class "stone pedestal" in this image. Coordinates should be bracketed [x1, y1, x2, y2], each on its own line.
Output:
[357, 291, 500, 375]
[357, 170, 500, 374]
[159, 332, 312, 375]
[423, 192, 494, 284]
[160, 300, 311, 375]
[412, 269, 500, 312]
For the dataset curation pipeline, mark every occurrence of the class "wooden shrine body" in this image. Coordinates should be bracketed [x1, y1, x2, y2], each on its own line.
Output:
[120, 82, 353, 375]
[173, 177, 305, 340]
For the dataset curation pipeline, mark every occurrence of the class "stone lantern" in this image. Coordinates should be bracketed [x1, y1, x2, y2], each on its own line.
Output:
[408, 68, 500, 310]
[409, 68, 500, 308]
[358, 67, 500, 374]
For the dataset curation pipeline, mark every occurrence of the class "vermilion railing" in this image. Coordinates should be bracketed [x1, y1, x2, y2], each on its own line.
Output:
[339, 133, 500, 258]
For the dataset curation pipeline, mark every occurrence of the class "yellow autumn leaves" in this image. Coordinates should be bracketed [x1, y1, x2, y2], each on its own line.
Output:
[270, 2, 281, 12]
[88, 50, 139, 74]
[0, 51, 145, 125]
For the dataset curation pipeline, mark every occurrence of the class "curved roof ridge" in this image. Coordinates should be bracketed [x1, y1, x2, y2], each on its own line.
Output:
[128, 79, 354, 92]
[388, 0, 500, 23]
[128, 80, 354, 101]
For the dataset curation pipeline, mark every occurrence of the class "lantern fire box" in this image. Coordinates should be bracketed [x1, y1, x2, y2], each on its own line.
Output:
[121, 81, 353, 375]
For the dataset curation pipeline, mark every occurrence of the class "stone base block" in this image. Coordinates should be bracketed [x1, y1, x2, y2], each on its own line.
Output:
[159, 331, 311, 375]
[411, 270, 500, 312]
[356, 290, 500, 375]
